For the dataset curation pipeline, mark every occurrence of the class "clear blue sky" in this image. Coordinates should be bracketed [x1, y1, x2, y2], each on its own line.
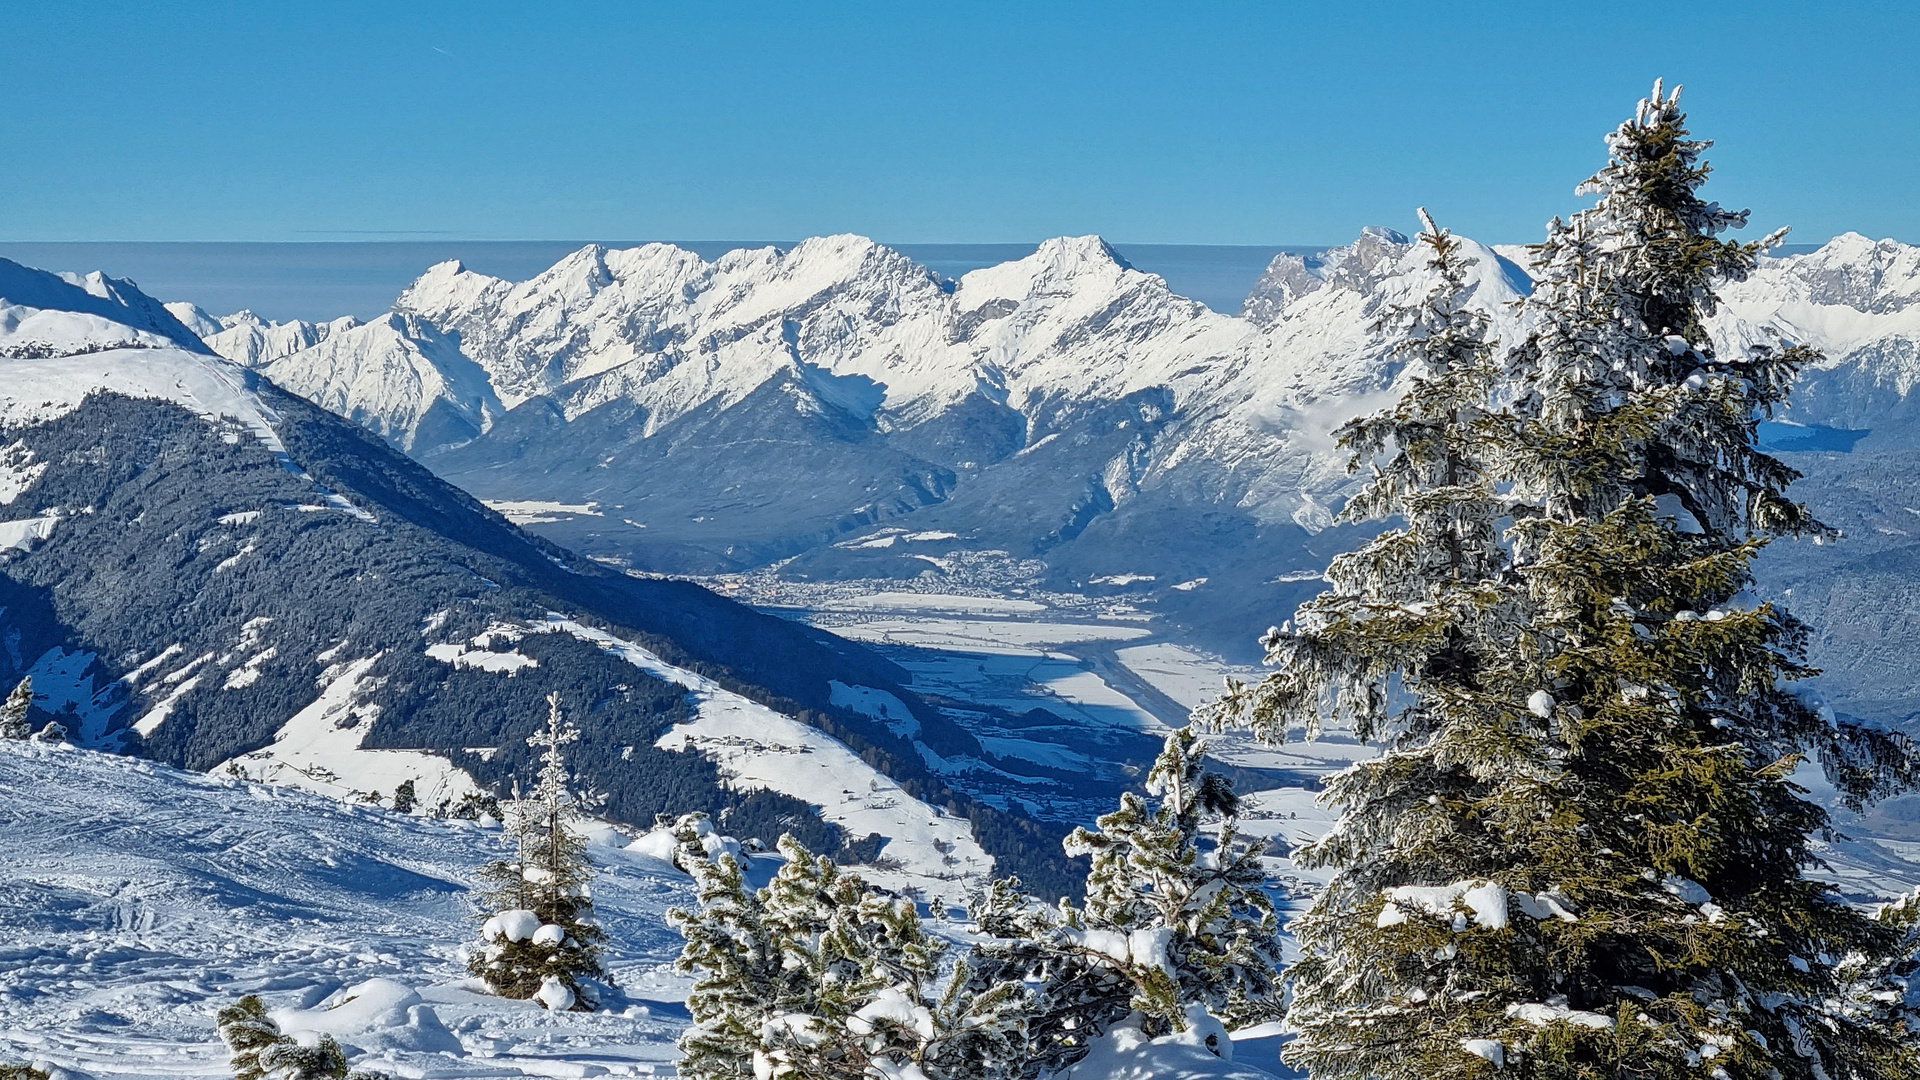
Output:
[4, 1, 1913, 245]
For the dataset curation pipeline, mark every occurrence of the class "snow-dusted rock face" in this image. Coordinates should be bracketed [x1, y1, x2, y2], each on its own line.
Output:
[255, 312, 502, 451]
[1712, 233, 1920, 439]
[1241, 225, 1417, 328]
[185, 307, 363, 368]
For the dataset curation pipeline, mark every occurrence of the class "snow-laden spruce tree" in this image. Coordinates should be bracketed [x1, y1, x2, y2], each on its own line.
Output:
[667, 814, 1027, 1080]
[963, 728, 1283, 1075]
[1206, 83, 1920, 1079]
[215, 995, 390, 1080]
[1, 677, 31, 740]
[469, 692, 607, 1011]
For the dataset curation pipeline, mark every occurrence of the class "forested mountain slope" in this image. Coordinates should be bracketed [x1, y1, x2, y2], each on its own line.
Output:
[0, 270, 1079, 897]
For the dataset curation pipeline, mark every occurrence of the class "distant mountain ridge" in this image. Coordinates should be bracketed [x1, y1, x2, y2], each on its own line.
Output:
[159, 229, 1527, 653]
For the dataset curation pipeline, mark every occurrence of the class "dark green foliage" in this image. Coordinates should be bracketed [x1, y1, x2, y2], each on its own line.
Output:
[448, 791, 500, 820]
[667, 817, 1029, 1080]
[963, 730, 1283, 1076]
[469, 695, 607, 1009]
[216, 994, 351, 1080]
[390, 778, 415, 814]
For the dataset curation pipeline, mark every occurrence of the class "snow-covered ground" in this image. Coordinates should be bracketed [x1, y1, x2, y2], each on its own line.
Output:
[16, 590, 1914, 1080]
[0, 739, 699, 1078]
[214, 653, 484, 810]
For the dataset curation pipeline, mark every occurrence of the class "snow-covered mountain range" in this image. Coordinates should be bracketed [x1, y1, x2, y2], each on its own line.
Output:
[161, 232, 1529, 677]
[156, 230, 1920, 735]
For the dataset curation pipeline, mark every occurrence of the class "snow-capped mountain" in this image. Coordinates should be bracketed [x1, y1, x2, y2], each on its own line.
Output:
[0, 271, 1088, 899]
[1712, 232, 1920, 439]
[2, 258, 210, 357]
[165, 303, 362, 367]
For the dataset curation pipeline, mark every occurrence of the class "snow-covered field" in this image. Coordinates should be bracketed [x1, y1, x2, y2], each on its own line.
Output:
[0, 740, 699, 1078]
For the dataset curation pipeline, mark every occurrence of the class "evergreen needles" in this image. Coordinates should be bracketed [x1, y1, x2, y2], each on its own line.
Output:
[1204, 80, 1920, 1079]
[214, 994, 390, 1080]
[666, 814, 1029, 1080]
[468, 692, 608, 1010]
[666, 729, 1279, 1079]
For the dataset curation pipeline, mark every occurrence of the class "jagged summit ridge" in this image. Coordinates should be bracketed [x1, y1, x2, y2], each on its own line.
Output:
[173, 230, 1538, 580]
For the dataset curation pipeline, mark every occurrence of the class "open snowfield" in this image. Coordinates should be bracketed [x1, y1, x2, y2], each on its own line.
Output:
[0, 740, 702, 1079]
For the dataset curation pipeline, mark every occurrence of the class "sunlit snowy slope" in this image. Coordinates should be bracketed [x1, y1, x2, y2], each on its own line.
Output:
[0, 739, 698, 1078]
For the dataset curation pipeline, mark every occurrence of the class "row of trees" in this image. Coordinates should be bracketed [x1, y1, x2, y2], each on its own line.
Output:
[665, 727, 1281, 1080]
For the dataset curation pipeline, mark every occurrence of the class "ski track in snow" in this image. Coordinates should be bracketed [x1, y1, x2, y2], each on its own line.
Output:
[0, 741, 697, 1078]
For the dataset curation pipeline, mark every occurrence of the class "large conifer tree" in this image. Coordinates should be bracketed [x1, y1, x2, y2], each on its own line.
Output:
[1208, 83, 1920, 1079]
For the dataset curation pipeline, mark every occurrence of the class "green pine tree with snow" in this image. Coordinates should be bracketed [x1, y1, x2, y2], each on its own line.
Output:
[215, 994, 390, 1080]
[469, 692, 607, 1010]
[1206, 82, 1920, 1079]
[963, 728, 1284, 1075]
[666, 813, 1027, 1080]
[1, 677, 31, 740]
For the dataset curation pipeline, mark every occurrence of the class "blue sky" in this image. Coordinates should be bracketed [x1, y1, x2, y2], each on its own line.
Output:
[4, 2, 1913, 245]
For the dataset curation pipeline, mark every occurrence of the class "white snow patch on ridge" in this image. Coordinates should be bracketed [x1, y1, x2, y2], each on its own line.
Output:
[424, 640, 540, 673]
[539, 615, 994, 894]
[0, 442, 45, 506]
[216, 653, 482, 809]
[830, 680, 920, 739]
[0, 513, 58, 552]
[0, 347, 286, 449]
